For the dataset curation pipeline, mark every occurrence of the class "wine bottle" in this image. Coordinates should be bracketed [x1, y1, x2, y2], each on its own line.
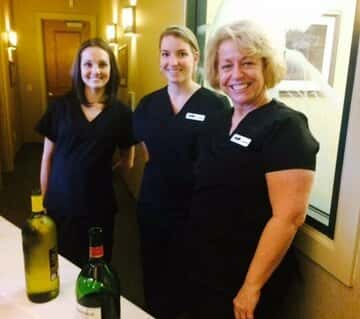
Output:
[76, 227, 121, 319]
[21, 190, 59, 302]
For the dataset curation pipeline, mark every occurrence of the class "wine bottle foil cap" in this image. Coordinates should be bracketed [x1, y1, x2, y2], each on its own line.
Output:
[31, 194, 44, 213]
[90, 246, 104, 258]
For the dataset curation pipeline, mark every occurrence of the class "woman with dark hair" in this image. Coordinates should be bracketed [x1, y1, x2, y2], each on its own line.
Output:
[36, 38, 135, 267]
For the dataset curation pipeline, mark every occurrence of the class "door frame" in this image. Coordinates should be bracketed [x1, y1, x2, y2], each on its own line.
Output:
[0, 27, 15, 172]
[36, 13, 96, 113]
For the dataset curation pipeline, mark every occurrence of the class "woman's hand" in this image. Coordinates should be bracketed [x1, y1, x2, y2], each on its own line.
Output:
[233, 284, 260, 319]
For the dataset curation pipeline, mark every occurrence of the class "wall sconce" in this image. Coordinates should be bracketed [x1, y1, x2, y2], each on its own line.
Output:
[8, 30, 18, 48]
[122, 6, 136, 35]
[106, 23, 117, 44]
[7, 30, 18, 63]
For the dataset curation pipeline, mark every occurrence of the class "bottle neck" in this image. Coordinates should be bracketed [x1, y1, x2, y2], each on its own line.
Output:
[88, 227, 105, 260]
[89, 244, 104, 259]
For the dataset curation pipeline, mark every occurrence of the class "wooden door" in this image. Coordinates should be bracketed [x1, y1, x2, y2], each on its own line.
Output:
[42, 19, 90, 105]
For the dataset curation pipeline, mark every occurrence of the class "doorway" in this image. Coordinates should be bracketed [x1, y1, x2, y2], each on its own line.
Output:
[42, 19, 90, 105]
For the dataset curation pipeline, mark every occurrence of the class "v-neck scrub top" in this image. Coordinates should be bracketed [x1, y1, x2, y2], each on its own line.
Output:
[35, 94, 135, 217]
[133, 86, 229, 220]
[186, 99, 319, 296]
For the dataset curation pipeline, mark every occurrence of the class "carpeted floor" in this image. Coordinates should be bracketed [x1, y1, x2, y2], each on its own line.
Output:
[0, 142, 145, 309]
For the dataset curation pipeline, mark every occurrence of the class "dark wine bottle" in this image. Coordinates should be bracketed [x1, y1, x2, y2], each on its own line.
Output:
[76, 227, 121, 319]
[21, 190, 59, 302]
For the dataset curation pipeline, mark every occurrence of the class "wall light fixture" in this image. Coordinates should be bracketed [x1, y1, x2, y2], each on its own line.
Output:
[7, 30, 17, 62]
[106, 23, 117, 44]
[8, 30, 18, 48]
[122, 6, 136, 35]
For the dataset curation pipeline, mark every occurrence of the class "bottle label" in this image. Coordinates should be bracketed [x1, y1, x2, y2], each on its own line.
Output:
[89, 246, 104, 258]
[76, 304, 101, 319]
[49, 247, 58, 281]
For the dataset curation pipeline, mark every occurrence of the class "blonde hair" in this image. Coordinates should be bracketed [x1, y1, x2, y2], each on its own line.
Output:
[205, 20, 286, 90]
[159, 25, 200, 54]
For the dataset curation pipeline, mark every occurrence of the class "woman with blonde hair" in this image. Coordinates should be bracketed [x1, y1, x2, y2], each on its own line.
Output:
[183, 20, 319, 319]
[133, 25, 229, 318]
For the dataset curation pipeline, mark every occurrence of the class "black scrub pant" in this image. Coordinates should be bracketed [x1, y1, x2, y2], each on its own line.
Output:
[181, 282, 296, 319]
[137, 203, 187, 319]
[50, 213, 115, 267]
[182, 254, 299, 319]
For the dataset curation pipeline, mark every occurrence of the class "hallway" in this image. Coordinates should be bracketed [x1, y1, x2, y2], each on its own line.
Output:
[0, 143, 145, 310]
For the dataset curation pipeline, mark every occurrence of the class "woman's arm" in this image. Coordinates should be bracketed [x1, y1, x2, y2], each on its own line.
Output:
[40, 137, 55, 198]
[233, 169, 314, 319]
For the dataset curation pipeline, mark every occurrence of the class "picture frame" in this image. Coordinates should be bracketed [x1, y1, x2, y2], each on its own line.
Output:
[118, 44, 128, 88]
[278, 13, 340, 93]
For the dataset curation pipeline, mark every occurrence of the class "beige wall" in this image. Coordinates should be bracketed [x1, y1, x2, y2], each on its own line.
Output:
[121, 0, 187, 197]
[12, 0, 100, 143]
[285, 242, 360, 319]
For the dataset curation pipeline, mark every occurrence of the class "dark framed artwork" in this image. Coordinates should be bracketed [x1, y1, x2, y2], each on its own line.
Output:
[118, 44, 128, 88]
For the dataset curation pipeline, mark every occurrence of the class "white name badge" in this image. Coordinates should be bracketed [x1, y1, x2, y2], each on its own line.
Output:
[230, 134, 252, 147]
[185, 112, 206, 122]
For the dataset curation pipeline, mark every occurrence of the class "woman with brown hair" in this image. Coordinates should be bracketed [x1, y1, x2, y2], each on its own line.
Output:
[36, 38, 135, 267]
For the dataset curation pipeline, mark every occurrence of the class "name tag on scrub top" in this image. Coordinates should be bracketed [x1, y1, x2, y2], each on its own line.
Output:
[230, 134, 252, 147]
[185, 112, 206, 122]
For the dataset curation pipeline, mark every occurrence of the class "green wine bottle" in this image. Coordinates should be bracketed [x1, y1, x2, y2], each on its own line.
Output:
[76, 227, 121, 319]
[21, 190, 59, 302]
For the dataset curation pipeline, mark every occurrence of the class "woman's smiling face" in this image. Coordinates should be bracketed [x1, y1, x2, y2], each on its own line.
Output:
[217, 39, 266, 108]
[160, 35, 198, 85]
[80, 46, 111, 91]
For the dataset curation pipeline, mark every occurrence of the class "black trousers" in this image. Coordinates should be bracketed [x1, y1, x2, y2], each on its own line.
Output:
[181, 282, 294, 319]
[50, 213, 115, 267]
[182, 255, 299, 319]
[137, 203, 188, 319]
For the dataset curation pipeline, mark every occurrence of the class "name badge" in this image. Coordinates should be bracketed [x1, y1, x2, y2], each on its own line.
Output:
[230, 134, 252, 147]
[185, 112, 206, 122]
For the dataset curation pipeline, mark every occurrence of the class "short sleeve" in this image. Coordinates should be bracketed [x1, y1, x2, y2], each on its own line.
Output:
[35, 101, 60, 142]
[262, 113, 319, 172]
[132, 95, 149, 143]
[117, 104, 137, 149]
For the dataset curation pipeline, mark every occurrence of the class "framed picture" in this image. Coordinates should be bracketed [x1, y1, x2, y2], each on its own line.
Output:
[118, 44, 128, 88]
[278, 13, 340, 92]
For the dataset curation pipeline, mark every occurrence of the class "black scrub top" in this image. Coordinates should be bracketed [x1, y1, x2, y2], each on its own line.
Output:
[133, 86, 229, 216]
[35, 93, 135, 217]
[186, 99, 319, 294]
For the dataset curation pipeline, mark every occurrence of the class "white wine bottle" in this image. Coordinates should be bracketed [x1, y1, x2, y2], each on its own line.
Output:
[76, 227, 121, 319]
[21, 190, 59, 302]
